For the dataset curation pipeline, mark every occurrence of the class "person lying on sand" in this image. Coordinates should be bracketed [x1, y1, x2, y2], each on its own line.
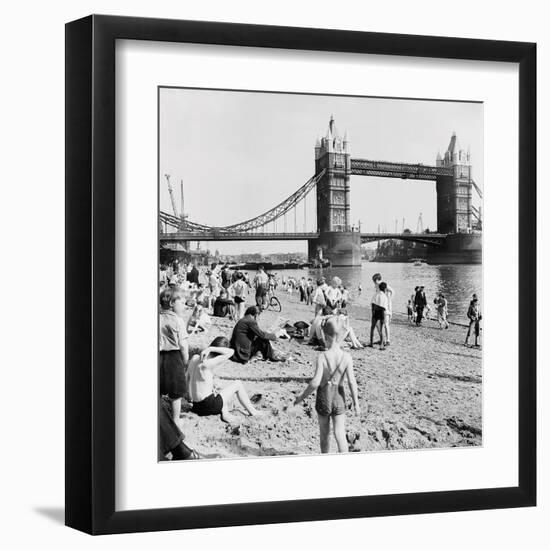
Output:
[294, 316, 360, 453]
[187, 336, 264, 424]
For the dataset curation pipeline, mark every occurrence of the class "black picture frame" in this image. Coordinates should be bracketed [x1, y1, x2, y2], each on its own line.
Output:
[65, 14, 536, 535]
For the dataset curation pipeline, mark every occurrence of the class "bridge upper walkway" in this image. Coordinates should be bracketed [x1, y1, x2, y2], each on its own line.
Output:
[160, 230, 448, 246]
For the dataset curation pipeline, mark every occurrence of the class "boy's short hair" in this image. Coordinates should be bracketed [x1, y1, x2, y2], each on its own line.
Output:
[160, 287, 183, 310]
[379, 281, 388, 292]
[245, 305, 259, 317]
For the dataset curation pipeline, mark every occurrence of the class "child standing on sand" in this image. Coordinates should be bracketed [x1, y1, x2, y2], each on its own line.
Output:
[294, 317, 360, 453]
[407, 299, 414, 324]
[159, 288, 190, 425]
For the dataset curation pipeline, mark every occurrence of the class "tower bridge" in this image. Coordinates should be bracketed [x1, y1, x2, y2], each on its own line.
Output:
[160, 116, 482, 266]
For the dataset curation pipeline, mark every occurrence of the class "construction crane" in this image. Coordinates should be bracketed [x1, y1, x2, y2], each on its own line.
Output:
[164, 174, 179, 219]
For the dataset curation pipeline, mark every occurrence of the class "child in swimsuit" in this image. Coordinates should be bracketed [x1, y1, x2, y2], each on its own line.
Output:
[294, 317, 360, 453]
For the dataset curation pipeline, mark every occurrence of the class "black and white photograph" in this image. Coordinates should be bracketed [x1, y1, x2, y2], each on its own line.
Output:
[158, 88, 483, 460]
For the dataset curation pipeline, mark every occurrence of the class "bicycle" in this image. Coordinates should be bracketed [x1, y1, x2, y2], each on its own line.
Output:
[259, 288, 282, 313]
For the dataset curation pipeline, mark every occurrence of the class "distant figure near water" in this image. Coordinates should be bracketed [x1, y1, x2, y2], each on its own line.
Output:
[434, 293, 450, 329]
[414, 286, 427, 326]
[465, 295, 482, 347]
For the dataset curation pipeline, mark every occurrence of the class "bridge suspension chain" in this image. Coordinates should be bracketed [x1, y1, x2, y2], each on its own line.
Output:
[160, 169, 324, 234]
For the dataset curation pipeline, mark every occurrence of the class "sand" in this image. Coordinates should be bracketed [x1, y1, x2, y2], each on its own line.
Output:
[179, 291, 482, 458]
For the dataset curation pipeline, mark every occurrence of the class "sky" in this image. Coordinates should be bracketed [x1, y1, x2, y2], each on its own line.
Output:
[159, 88, 483, 255]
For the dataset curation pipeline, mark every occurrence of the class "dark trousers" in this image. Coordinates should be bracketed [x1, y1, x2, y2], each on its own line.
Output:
[255, 285, 267, 308]
[416, 306, 424, 325]
[251, 337, 275, 360]
[466, 319, 480, 338]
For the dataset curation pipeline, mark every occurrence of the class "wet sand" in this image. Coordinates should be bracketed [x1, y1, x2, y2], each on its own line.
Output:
[180, 291, 482, 458]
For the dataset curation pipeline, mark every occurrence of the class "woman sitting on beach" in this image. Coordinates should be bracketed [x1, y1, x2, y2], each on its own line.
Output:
[187, 336, 264, 424]
[186, 303, 212, 334]
[213, 289, 235, 318]
[309, 307, 363, 350]
[294, 317, 360, 453]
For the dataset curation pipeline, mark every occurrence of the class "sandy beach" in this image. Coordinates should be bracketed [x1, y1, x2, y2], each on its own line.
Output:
[180, 291, 482, 458]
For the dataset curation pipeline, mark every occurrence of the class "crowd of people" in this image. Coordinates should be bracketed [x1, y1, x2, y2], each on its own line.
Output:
[158, 259, 481, 460]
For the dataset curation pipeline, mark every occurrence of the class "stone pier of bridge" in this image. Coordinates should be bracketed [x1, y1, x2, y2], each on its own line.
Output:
[309, 116, 482, 267]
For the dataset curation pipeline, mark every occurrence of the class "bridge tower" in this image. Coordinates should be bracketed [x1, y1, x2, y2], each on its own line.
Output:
[309, 116, 361, 266]
[435, 132, 473, 234]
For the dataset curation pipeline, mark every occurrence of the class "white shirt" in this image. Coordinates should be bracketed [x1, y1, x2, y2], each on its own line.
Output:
[230, 280, 247, 298]
[313, 287, 326, 306]
[254, 272, 269, 287]
[372, 290, 388, 310]
[325, 286, 342, 305]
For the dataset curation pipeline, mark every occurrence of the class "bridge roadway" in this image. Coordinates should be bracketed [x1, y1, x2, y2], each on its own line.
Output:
[160, 231, 448, 245]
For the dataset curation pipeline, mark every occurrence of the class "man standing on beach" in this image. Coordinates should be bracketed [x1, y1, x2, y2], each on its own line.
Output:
[253, 266, 269, 310]
[186, 263, 200, 286]
[372, 273, 394, 342]
[299, 277, 307, 303]
[434, 292, 449, 329]
[306, 278, 314, 306]
[369, 281, 388, 350]
[465, 295, 482, 347]
[414, 286, 427, 326]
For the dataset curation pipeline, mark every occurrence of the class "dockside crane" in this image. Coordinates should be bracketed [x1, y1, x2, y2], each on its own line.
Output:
[164, 174, 180, 219]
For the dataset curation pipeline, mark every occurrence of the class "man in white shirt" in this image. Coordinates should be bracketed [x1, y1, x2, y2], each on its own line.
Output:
[369, 281, 388, 350]
[312, 279, 327, 315]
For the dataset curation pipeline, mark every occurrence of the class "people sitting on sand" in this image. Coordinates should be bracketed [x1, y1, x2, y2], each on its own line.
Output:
[187, 337, 264, 424]
[465, 295, 482, 347]
[309, 307, 363, 350]
[369, 281, 388, 350]
[213, 289, 234, 318]
[230, 306, 287, 363]
[187, 303, 212, 334]
[294, 316, 360, 453]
